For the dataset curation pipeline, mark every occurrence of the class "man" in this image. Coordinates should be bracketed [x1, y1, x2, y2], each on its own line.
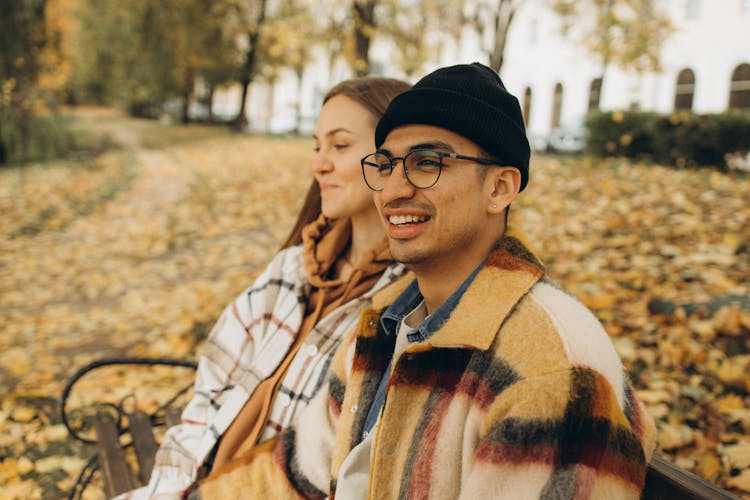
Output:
[194, 62, 655, 499]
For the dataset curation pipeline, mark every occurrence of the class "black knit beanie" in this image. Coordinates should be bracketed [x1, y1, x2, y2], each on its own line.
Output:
[375, 62, 530, 191]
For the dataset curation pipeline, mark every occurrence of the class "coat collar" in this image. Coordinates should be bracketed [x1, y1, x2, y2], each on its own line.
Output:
[368, 235, 544, 352]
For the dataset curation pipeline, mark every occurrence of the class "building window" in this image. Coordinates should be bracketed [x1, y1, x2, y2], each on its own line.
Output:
[729, 63, 750, 111]
[551, 83, 563, 129]
[523, 87, 532, 126]
[674, 68, 695, 111]
[686, 0, 700, 18]
[588, 77, 603, 111]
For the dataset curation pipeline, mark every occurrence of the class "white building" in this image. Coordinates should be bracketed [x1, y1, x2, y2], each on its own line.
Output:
[495, 0, 750, 147]
[216, 0, 750, 142]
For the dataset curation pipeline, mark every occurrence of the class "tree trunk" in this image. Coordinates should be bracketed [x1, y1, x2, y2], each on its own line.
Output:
[233, 0, 269, 129]
[181, 67, 194, 124]
[352, 0, 376, 76]
[235, 76, 251, 129]
[488, 0, 516, 73]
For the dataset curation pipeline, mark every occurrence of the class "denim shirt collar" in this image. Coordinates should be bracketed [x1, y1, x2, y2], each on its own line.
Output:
[380, 258, 486, 344]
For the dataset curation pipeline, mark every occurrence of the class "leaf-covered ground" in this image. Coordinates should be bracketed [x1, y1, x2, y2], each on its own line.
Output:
[1, 108, 748, 499]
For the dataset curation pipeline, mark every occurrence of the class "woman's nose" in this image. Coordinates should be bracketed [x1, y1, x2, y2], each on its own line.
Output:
[312, 149, 333, 174]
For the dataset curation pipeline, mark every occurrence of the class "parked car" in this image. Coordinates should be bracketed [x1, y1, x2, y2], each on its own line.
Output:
[547, 124, 586, 153]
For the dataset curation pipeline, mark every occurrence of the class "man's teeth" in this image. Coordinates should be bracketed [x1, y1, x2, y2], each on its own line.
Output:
[389, 215, 429, 225]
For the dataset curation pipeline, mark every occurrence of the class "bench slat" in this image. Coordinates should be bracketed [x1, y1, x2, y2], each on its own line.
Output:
[643, 455, 741, 500]
[94, 411, 136, 497]
[165, 406, 182, 428]
[130, 411, 158, 485]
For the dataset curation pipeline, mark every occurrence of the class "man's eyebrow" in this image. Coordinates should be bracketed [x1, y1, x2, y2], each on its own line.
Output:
[377, 141, 456, 156]
[411, 141, 455, 152]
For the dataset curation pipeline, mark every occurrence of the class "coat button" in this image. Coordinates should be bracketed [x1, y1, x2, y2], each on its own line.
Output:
[368, 319, 377, 328]
[350, 405, 358, 413]
[306, 344, 318, 356]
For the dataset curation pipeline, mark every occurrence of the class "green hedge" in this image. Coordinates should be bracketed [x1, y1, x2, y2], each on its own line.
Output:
[585, 110, 750, 169]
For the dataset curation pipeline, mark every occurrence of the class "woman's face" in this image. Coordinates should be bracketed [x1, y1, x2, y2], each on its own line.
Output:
[312, 95, 378, 221]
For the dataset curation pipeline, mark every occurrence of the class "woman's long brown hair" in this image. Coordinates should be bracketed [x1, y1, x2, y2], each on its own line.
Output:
[279, 76, 411, 250]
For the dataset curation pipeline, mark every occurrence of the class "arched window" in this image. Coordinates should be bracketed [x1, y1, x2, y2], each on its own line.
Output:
[551, 83, 563, 129]
[674, 68, 695, 111]
[522, 87, 532, 126]
[588, 77, 603, 111]
[728, 63, 750, 111]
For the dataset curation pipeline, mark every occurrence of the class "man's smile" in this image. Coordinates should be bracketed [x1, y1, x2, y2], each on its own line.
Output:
[388, 214, 430, 225]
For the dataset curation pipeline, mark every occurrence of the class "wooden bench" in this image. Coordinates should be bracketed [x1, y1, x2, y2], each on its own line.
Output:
[94, 407, 183, 496]
[60, 356, 198, 499]
[643, 455, 741, 499]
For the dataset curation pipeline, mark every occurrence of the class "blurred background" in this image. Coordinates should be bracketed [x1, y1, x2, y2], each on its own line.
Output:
[1, 0, 749, 499]
[2, 0, 750, 162]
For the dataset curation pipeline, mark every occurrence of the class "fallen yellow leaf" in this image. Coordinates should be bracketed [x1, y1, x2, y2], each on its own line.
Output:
[658, 423, 695, 451]
[10, 406, 36, 423]
[716, 394, 745, 415]
[696, 452, 722, 482]
[726, 468, 750, 494]
[721, 440, 750, 469]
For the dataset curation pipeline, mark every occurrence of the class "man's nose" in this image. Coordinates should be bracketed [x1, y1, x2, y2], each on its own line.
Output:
[380, 162, 416, 203]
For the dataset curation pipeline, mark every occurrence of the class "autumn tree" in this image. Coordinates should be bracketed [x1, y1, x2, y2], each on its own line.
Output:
[257, 0, 321, 131]
[1, 0, 73, 164]
[315, 0, 418, 77]
[219, 0, 270, 128]
[376, 0, 456, 77]
[467, 0, 525, 72]
[72, 0, 241, 122]
[197, 13, 244, 123]
[169, 0, 242, 123]
[550, 0, 673, 91]
[73, 0, 179, 115]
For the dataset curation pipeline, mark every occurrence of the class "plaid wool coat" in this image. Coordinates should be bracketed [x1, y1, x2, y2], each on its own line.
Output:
[197, 236, 656, 500]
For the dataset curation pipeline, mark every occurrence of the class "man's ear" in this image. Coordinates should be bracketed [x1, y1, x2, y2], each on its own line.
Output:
[486, 167, 521, 214]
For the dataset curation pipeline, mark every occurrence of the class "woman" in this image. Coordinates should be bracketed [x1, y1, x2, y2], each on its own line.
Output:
[129, 76, 411, 499]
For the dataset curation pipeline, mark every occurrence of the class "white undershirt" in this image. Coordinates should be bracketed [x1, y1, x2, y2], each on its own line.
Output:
[332, 301, 427, 499]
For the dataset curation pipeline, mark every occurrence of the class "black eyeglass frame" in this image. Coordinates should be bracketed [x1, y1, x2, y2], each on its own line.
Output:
[360, 148, 502, 191]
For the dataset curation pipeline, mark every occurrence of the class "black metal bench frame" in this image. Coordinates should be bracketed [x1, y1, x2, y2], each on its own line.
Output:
[60, 357, 197, 499]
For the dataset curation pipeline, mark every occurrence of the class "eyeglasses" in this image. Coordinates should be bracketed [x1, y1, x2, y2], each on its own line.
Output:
[360, 148, 501, 191]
